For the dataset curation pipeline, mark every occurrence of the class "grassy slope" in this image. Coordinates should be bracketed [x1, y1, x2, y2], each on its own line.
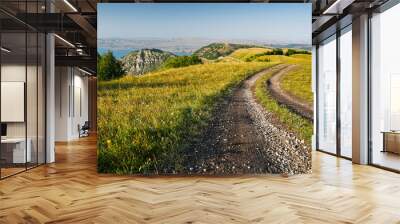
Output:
[229, 48, 271, 61]
[280, 54, 313, 104]
[98, 62, 276, 174]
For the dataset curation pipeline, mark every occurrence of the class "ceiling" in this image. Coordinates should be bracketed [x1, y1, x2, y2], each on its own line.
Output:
[0, 0, 393, 74]
[0, 0, 97, 74]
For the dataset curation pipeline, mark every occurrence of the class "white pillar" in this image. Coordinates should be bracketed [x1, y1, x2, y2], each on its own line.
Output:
[352, 14, 369, 164]
[312, 45, 317, 151]
[46, 32, 55, 163]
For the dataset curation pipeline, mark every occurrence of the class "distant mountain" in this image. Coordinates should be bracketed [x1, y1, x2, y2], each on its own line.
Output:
[193, 43, 261, 60]
[99, 38, 213, 55]
[99, 38, 310, 56]
[272, 44, 312, 51]
[121, 49, 175, 75]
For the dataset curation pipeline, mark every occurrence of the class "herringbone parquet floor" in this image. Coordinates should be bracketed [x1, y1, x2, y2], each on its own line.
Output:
[1, 136, 400, 223]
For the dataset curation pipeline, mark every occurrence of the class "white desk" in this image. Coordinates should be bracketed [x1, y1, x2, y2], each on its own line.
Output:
[1, 138, 31, 163]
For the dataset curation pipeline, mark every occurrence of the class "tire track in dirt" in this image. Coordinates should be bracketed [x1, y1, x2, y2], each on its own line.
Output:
[267, 65, 313, 121]
[183, 64, 311, 175]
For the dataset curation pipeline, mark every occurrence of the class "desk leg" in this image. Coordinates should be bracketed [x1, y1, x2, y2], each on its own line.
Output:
[382, 133, 386, 153]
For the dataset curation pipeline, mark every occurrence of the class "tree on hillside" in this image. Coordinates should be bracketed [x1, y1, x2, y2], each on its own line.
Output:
[97, 53, 102, 75]
[162, 55, 202, 69]
[98, 51, 125, 81]
[271, 48, 284, 55]
[285, 49, 311, 56]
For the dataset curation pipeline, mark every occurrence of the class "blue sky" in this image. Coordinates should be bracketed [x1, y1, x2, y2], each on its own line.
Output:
[98, 3, 311, 44]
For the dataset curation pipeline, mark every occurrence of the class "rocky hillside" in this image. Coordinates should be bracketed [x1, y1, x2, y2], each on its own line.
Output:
[121, 49, 175, 75]
[193, 43, 260, 60]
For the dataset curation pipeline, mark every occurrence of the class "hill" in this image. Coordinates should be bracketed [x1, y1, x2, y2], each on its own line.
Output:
[121, 49, 175, 75]
[193, 43, 261, 60]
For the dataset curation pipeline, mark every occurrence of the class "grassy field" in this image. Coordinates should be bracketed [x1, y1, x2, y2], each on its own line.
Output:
[98, 62, 276, 174]
[254, 66, 313, 145]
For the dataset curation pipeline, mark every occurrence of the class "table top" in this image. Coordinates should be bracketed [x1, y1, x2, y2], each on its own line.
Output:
[381, 131, 400, 134]
[1, 138, 30, 143]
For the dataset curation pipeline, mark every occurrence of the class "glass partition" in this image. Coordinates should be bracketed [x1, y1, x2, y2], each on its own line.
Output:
[1, 31, 28, 177]
[317, 35, 337, 154]
[0, 2, 46, 179]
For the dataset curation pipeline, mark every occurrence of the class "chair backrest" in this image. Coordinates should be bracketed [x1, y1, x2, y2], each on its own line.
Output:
[82, 121, 90, 129]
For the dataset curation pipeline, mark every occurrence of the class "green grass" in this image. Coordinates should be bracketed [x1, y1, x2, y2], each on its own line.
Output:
[98, 62, 276, 174]
[280, 54, 313, 104]
[254, 66, 313, 146]
[161, 55, 202, 69]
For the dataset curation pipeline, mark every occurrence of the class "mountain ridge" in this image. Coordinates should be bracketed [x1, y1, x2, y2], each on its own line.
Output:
[193, 43, 263, 60]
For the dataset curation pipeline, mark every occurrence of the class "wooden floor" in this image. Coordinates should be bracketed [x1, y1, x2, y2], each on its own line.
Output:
[0, 167, 26, 178]
[372, 151, 400, 171]
[1, 136, 400, 223]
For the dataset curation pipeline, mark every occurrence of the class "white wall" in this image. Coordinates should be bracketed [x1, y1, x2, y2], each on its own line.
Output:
[55, 66, 70, 141]
[55, 67, 89, 141]
[1, 65, 34, 138]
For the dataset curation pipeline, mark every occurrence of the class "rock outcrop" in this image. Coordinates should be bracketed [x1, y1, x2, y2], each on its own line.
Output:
[121, 49, 175, 75]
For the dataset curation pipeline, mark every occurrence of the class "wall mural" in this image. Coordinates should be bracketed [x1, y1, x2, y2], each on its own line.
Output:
[97, 3, 313, 175]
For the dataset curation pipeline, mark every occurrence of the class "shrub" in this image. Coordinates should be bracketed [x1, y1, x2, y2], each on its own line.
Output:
[98, 51, 125, 81]
[162, 55, 202, 69]
[270, 48, 284, 55]
[245, 55, 271, 62]
[285, 49, 311, 56]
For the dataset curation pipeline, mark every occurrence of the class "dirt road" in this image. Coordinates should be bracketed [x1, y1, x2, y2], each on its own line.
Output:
[268, 65, 313, 120]
[183, 65, 311, 175]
